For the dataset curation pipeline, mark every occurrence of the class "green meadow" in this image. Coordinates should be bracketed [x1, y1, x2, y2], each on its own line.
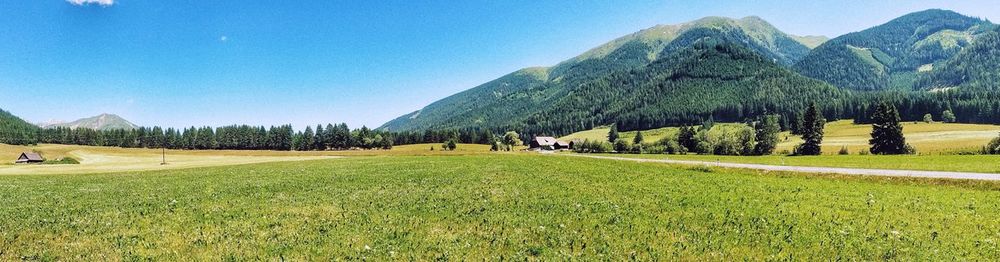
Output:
[2, 154, 999, 260]
[595, 153, 1000, 173]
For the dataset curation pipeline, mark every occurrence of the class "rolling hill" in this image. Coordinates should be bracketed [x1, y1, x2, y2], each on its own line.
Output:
[41, 113, 138, 131]
[380, 16, 823, 133]
[794, 9, 993, 91]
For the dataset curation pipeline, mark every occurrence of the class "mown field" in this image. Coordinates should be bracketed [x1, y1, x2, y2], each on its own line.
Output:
[560, 120, 1000, 154]
[0, 143, 494, 175]
[1, 154, 999, 260]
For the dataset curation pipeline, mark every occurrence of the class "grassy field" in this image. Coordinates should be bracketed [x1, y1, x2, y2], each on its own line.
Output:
[776, 120, 1000, 154]
[560, 120, 1000, 154]
[1, 154, 998, 260]
[590, 153, 1000, 174]
[0, 143, 494, 175]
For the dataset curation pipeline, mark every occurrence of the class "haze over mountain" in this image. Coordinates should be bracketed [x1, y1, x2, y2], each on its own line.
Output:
[40, 114, 138, 131]
[381, 9, 1000, 136]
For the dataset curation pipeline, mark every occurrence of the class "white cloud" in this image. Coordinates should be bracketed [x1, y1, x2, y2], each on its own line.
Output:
[66, 0, 114, 6]
[220, 36, 228, 42]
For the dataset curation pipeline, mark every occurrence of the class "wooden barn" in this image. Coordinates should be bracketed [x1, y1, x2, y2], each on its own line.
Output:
[15, 152, 43, 164]
[529, 136, 571, 150]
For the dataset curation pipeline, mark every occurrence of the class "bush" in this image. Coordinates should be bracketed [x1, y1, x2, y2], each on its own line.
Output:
[695, 141, 713, 155]
[630, 143, 644, 154]
[903, 144, 917, 155]
[613, 139, 629, 153]
[984, 135, 1000, 154]
[43, 157, 79, 165]
[838, 146, 850, 155]
[573, 139, 613, 153]
[662, 140, 683, 155]
[942, 110, 956, 123]
[645, 145, 666, 154]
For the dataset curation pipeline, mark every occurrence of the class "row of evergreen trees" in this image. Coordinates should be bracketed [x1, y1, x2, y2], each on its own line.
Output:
[16, 124, 482, 151]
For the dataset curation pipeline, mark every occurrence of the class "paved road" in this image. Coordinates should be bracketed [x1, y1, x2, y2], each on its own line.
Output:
[565, 154, 1000, 181]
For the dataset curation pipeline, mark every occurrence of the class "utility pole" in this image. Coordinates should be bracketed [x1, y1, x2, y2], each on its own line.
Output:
[161, 147, 166, 165]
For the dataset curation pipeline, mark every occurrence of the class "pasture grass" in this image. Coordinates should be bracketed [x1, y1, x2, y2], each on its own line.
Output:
[1, 155, 999, 260]
[591, 153, 1000, 174]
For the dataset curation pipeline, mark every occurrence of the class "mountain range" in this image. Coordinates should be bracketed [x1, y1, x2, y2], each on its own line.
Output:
[39, 113, 138, 131]
[380, 9, 1000, 135]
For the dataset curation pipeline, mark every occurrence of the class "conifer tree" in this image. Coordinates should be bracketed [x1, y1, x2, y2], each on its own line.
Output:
[869, 102, 910, 155]
[302, 126, 315, 151]
[607, 124, 619, 143]
[796, 103, 825, 155]
[313, 125, 325, 150]
[633, 131, 644, 145]
[752, 115, 780, 155]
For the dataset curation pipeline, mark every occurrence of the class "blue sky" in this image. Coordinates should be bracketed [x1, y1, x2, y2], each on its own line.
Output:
[1, 0, 998, 129]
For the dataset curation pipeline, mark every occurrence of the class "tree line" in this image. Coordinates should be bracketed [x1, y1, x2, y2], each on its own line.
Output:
[1, 120, 502, 151]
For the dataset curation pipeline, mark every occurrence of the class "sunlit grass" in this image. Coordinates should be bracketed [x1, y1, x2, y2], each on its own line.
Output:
[0, 155, 997, 260]
[590, 153, 1000, 173]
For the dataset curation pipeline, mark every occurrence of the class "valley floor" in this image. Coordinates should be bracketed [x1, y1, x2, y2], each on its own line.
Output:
[1, 143, 999, 259]
[1, 154, 999, 260]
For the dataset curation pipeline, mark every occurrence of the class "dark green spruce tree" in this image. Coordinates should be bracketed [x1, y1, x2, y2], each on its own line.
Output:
[797, 103, 825, 155]
[869, 102, 910, 155]
[607, 124, 619, 143]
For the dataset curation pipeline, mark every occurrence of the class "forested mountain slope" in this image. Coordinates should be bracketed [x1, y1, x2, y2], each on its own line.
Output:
[521, 42, 844, 136]
[794, 9, 992, 91]
[915, 27, 1000, 91]
[380, 16, 814, 132]
[0, 108, 39, 145]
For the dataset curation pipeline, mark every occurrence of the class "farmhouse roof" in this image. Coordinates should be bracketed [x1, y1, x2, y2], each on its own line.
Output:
[19, 152, 43, 161]
[533, 136, 558, 146]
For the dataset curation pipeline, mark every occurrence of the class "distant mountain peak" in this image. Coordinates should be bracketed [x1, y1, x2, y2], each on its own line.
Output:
[41, 113, 138, 131]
